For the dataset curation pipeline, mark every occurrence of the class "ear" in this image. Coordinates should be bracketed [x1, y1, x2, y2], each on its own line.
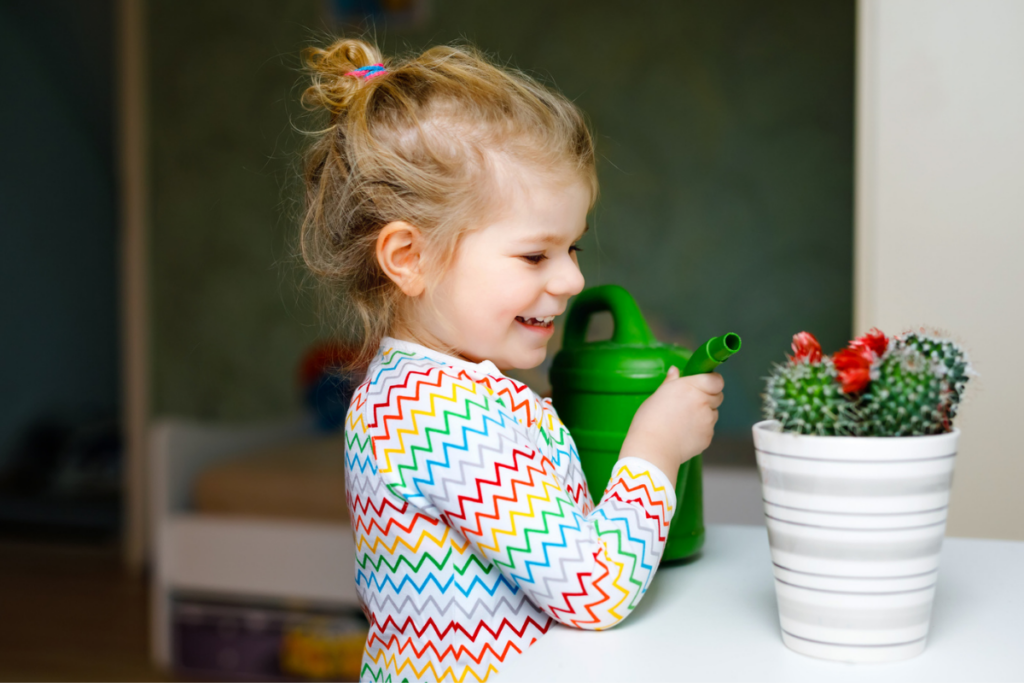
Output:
[376, 221, 425, 297]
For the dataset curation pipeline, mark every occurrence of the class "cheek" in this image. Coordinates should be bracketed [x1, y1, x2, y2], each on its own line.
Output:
[465, 260, 521, 305]
[441, 258, 509, 322]
[440, 252, 538, 334]
[493, 270, 539, 318]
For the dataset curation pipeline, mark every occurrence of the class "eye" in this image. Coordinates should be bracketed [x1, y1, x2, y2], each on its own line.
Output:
[520, 253, 547, 264]
[569, 244, 583, 254]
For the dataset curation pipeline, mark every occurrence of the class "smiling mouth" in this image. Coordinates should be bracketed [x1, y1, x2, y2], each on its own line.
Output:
[516, 316, 556, 328]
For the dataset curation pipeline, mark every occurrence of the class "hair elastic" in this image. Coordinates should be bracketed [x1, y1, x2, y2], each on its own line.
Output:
[345, 64, 387, 81]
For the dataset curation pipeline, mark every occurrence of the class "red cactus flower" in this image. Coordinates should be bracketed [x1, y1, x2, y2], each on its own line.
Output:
[789, 331, 823, 364]
[833, 346, 873, 394]
[850, 328, 888, 358]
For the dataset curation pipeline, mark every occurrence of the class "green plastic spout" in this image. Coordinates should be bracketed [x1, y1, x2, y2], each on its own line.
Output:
[681, 333, 742, 377]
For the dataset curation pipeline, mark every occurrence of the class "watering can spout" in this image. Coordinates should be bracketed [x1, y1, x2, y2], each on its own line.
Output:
[682, 333, 742, 376]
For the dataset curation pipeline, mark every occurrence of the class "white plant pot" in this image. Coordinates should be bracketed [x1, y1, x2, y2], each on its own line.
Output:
[752, 419, 959, 664]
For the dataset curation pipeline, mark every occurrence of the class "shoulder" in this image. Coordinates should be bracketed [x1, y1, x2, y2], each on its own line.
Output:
[362, 343, 478, 396]
[537, 396, 568, 435]
[362, 344, 557, 446]
[361, 351, 539, 512]
[537, 396, 577, 465]
[476, 373, 545, 431]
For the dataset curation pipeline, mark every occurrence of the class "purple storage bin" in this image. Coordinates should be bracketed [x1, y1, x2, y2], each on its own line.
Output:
[172, 598, 366, 681]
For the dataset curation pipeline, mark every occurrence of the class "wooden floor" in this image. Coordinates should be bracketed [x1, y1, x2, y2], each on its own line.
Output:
[0, 539, 170, 682]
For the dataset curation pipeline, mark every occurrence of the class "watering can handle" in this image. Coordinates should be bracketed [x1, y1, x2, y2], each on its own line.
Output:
[562, 285, 658, 349]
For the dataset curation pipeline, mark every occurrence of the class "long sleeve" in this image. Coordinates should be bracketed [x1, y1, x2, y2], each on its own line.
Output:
[368, 362, 676, 631]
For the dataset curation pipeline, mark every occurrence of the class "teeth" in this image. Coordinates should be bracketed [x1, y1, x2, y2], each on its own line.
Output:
[517, 315, 556, 327]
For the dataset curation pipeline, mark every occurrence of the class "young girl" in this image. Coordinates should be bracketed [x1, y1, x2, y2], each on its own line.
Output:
[300, 39, 724, 683]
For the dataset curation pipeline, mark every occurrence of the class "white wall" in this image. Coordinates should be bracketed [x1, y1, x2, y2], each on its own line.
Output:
[857, 0, 1024, 540]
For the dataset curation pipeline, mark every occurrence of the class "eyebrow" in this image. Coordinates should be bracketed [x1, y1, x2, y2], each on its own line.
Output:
[517, 223, 590, 244]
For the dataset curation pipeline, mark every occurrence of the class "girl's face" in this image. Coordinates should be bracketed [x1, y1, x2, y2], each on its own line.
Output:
[416, 168, 590, 370]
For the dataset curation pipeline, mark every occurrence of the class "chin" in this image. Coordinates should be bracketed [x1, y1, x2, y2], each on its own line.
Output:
[507, 348, 547, 371]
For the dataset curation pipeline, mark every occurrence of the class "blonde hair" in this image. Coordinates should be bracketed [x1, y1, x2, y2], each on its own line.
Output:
[299, 38, 597, 367]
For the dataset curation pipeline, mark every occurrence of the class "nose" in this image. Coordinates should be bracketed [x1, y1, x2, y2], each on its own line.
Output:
[547, 254, 585, 299]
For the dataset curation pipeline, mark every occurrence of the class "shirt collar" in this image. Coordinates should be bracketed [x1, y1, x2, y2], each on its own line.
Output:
[379, 336, 504, 378]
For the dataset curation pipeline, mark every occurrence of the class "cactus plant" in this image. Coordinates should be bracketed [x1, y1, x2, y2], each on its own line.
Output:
[763, 333, 859, 435]
[900, 330, 971, 420]
[859, 345, 949, 436]
[763, 329, 972, 437]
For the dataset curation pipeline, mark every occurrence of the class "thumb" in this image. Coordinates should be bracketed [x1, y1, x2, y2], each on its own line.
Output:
[663, 366, 680, 383]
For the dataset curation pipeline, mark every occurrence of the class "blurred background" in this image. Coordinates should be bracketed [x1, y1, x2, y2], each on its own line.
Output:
[1, 0, 1021, 680]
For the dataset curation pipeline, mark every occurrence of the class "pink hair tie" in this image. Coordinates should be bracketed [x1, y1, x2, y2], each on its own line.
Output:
[345, 64, 387, 81]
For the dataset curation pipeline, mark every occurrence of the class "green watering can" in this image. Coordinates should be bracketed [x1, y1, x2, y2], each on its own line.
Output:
[550, 285, 741, 562]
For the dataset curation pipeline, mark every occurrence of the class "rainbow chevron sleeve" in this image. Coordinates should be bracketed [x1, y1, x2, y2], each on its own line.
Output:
[347, 340, 676, 682]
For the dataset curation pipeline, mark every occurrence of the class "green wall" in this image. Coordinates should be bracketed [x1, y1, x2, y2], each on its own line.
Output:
[149, 0, 854, 442]
[149, 0, 321, 420]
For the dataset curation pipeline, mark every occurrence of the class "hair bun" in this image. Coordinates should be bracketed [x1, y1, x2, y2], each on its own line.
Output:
[302, 38, 385, 116]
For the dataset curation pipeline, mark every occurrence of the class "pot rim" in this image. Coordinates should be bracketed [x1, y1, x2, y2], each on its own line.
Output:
[753, 420, 960, 461]
[753, 419, 960, 442]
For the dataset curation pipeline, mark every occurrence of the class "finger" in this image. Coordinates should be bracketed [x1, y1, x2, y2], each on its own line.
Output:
[662, 366, 680, 384]
[708, 392, 724, 409]
[683, 372, 724, 395]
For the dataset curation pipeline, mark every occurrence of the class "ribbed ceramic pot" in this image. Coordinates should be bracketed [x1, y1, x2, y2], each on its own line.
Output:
[752, 420, 959, 664]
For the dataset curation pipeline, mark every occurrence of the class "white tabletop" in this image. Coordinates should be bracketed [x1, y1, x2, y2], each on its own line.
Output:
[496, 524, 1024, 682]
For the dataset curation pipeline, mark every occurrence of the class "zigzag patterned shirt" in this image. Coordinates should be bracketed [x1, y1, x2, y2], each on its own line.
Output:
[345, 338, 677, 682]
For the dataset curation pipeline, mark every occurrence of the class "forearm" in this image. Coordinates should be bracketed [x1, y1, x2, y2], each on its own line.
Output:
[619, 431, 680, 487]
[455, 454, 674, 630]
[417, 428, 674, 630]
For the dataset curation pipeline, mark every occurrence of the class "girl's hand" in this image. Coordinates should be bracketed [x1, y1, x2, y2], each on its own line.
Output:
[619, 367, 725, 486]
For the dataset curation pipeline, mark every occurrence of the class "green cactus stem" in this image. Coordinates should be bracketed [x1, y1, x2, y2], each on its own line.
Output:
[764, 357, 859, 436]
[858, 345, 948, 436]
[899, 331, 972, 420]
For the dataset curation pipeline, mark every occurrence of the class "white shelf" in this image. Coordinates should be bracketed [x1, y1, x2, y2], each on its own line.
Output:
[160, 514, 357, 605]
[149, 419, 360, 668]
